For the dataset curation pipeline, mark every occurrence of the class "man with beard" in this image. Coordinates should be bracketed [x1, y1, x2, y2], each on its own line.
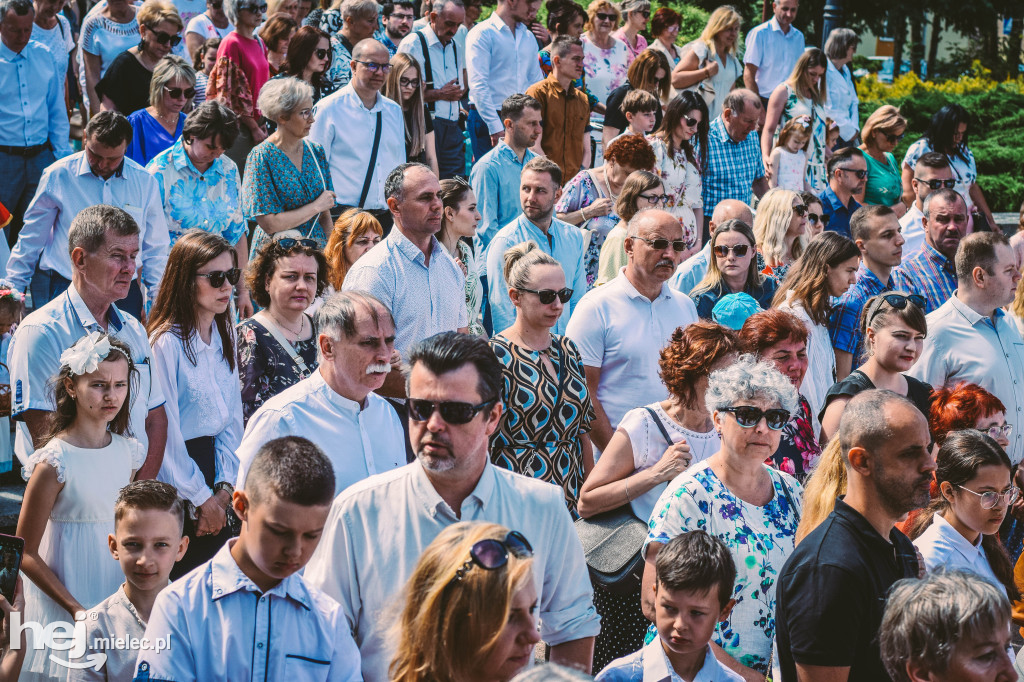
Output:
[892, 188, 968, 313]
[485, 156, 586, 335]
[819, 147, 866, 240]
[303, 332, 600, 682]
[380, 0, 416, 55]
[566, 208, 698, 453]
[775, 389, 933, 682]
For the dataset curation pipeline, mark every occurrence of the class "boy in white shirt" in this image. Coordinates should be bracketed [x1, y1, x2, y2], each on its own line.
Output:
[612, 89, 660, 143]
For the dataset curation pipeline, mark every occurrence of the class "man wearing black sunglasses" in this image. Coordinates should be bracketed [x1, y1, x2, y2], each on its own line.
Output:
[899, 152, 955, 259]
[819, 146, 865, 240]
[304, 332, 600, 681]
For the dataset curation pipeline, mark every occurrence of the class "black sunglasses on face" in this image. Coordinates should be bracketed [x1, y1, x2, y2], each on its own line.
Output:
[238, 2, 267, 11]
[839, 167, 868, 180]
[634, 236, 689, 252]
[595, 12, 616, 21]
[683, 115, 699, 127]
[314, 48, 329, 59]
[883, 131, 905, 144]
[196, 268, 241, 287]
[866, 292, 926, 325]
[164, 85, 196, 99]
[713, 243, 750, 258]
[408, 398, 498, 424]
[636, 9, 649, 17]
[448, 531, 534, 586]
[149, 29, 182, 47]
[918, 178, 957, 190]
[807, 212, 828, 226]
[275, 237, 318, 250]
[719, 405, 791, 430]
[791, 203, 808, 216]
[517, 287, 573, 304]
[209, 1, 222, 8]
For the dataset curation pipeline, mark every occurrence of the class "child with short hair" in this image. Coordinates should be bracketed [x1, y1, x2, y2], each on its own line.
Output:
[596, 530, 742, 681]
[824, 117, 840, 158]
[614, 89, 660, 141]
[69, 480, 188, 681]
[134, 436, 361, 681]
[0, 283, 24, 475]
[769, 116, 813, 193]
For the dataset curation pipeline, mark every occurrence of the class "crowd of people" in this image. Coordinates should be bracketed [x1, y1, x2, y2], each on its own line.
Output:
[2, 0, 1024, 678]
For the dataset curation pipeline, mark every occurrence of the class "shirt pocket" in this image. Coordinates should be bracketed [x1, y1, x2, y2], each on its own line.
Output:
[284, 653, 333, 682]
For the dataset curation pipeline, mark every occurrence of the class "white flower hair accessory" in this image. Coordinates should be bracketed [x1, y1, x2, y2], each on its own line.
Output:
[59, 332, 128, 376]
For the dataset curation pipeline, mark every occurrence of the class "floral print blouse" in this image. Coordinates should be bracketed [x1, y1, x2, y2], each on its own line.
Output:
[646, 460, 803, 675]
[581, 34, 629, 124]
[765, 395, 822, 483]
[555, 170, 619, 290]
[648, 134, 702, 251]
[237, 316, 320, 423]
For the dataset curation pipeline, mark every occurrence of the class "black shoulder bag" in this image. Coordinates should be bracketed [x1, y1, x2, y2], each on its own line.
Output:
[358, 111, 383, 208]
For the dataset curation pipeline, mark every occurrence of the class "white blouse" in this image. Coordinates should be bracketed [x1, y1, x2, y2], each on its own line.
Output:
[913, 513, 1006, 596]
[778, 292, 833, 438]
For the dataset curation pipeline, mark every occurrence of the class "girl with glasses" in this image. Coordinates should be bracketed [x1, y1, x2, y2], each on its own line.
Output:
[383, 53, 439, 177]
[690, 219, 777, 320]
[858, 104, 909, 217]
[596, 170, 664, 284]
[648, 92, 707, 254]
[908, 429, 1021, 602]
[799, 191, 827, 238]
[752, 187, 808, 280]
[390, 522, 539, 682]
[147, 231, 244, 576]
[125, 55, 196, 165]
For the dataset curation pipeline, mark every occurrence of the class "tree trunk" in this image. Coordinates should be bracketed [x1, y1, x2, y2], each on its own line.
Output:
[927, 14, 942, 79]
[762, 0, 771, 23]
[891, 8, 907, 80]
[910, 10, 925, 76]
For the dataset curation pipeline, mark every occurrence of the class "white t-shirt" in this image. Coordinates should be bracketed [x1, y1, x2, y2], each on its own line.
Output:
[186, 12, 234, 40]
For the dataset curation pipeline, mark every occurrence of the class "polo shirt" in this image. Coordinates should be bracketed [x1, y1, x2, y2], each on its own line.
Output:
[827, 265, 893, 366]
[526, 74, 590, 180]
[469, 140, 537, 263]
[73, 584, 148, 682]
[819, 185, 860, 240]
[898, 203, 926, 260]
[892, 243, 956, 314]
[700, 117, 765, 217]
[907, 295, 1024, 464]
[742, 17, 805, 98]
[775, 498, 920, 682]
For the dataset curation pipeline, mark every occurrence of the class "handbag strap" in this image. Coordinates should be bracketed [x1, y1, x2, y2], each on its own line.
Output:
[643, 406, 673, 446]
[303, 139, 328, 193]
[774, 468, 801, 524]
[358, 110, 383, 207]
[258, 313, 311, 378]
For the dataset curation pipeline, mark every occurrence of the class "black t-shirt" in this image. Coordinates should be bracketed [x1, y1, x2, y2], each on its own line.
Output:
[403, 104, 434, 163]
[776, 498, 920, 682]
[819, 370, 933, 425]
[95, 50, 153, 116]
[603, 82, 663, 134]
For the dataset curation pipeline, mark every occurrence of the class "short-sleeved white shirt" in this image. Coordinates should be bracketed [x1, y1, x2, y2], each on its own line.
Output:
[899, 203, 926, 261]
[743, 17, 805, 98]
[185, 12, 234, 40]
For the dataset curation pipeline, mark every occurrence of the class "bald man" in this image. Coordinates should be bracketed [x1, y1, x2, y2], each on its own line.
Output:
[669, 199, 754, 295]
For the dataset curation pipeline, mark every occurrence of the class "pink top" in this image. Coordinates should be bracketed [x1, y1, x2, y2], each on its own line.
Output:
[217, 31, 269, 117]
[612, 28, 648, 64]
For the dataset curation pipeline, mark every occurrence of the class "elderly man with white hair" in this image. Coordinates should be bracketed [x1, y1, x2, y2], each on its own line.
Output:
[235, 290, 405, 496]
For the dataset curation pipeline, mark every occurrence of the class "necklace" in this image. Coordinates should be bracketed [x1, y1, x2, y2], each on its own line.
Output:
[598, 167, 620, 201]
[152, 107, 178, 126]
[269, 310, 304, 337]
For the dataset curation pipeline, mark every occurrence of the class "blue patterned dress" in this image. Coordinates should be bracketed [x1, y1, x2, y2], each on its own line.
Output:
[645, 460, 803, 675]
[489, 333, 594, 515]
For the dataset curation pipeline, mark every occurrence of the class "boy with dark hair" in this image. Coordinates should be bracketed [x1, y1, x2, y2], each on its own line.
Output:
[596, 530, 742, 681]
[70, 480, 188, 681]
[614, 89, 660, 141]
[133, 437, 361, 681]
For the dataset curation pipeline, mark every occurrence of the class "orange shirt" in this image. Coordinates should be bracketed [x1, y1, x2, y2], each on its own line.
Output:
[526, 74, 590, 181]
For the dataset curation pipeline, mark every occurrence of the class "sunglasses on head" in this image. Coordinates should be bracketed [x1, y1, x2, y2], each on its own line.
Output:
[634, 236, 689, 252]
[719, 405, 790, 430]
[595, 12, 616, 21]
[713, 243, 749, 258]
[866, 292, 926, 325]
[149, 28, 182, 47]
[314, 48, 329, 59]
[956, 484, 1020, 510]
[517, 287, 573, 304]
[448, 531, 534, 586]
[918, 178, 957, 190]
[164, 85, 196, 99]
[791, 203, 807, 216]
[275, 237, 318, 250]
[839, 167, 868, 180]
[408, 398, 498, 424]
[196, 268, 241, 287]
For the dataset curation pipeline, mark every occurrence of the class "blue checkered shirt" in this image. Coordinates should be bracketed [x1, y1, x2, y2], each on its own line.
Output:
[828, 266, 895, 365]
[699, 117, 765, 216]
[892, 243, 957, 314]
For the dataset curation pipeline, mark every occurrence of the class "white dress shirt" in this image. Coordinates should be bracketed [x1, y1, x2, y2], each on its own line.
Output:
[824, 59, 859, 142]
[742, 17, 805, 98]
[307, 84, 405, 210]
[134, 540, 362, 682]
[777, 293, 832, 437]
[151, 326, 242, 507]
[566, 269, 699, 439]
[900, 203, 926, 261]
[466, 14, 545, 136]
[908, 295, 1024, 464]
[913, 513, 1005, 595]
[397, 24, 463, 121]
[303, 461, 600, 682]
[6, 152, 170, 304]
[8, 285, 164, 467]
[69, 584, 148, 682]
[235, 370, 405, 496]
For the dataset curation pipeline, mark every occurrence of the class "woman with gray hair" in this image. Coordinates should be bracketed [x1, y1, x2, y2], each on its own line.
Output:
[643, 353, 802, 680]
[125, 55, 196, 165]
[824, 28, 860, 148]
[879, 570, 1016, 682]
[241, 76, 336, 260]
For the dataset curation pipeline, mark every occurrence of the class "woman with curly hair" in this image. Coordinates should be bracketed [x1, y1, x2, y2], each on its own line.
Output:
[323, 208, 382, 291]
[579, 321, 738, 670]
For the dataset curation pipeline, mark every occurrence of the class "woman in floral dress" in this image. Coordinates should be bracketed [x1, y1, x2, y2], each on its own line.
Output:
[581, 0, 628, 133]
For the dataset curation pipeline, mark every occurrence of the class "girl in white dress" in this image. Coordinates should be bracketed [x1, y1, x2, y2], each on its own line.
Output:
[769, 116, 813, 193]
[17, 332, 145, 681]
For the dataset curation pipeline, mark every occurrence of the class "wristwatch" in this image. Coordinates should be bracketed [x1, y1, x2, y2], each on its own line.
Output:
[213, 481, 235, 498]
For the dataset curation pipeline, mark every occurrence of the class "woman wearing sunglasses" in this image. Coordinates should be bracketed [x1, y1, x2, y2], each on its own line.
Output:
[390, 522, 538, 682]
[858, 105, 909, 218]
[799, 191, 827, 238]
[648, 92, 708, 253]
[820, 292, 933, 441]
[752, 187, 808, 280]
[907, 430, 1021, 601]
[690, 219, 777, 320]
[96, 0, 184, 115]
[265, 25, 332, 133]
[383, 53, 439, 177]
[644, 354, 802, 680]
[581, 0, 628, 132]
[596, 170, 665, 285]
[489, 242, 594, 515]
[125, 55, 196, 165]
[148, 230, 244, 574]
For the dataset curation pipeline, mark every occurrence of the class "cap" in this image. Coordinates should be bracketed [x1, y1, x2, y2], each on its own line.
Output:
[711, 292, 761, 330]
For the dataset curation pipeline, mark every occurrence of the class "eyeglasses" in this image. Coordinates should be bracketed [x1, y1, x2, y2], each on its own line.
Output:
[399, 77, 421, 88]
[149, 28, 183, 47]
[682, 115, 699, 127]
[719, 405, 791, 430]
[791, 203, 808, 216]
[918, 178, 957, 190]
[639, 193, 669, 206]
[634, 236, 689, 252]
[408, 398, 498, 425]
[196, 268, 241, 287]
[238, 2, 267, 12]
[984, 424, 1014, 441]
[866, 293, 926, 325]
[883, 132, 905, 144]
[838, 167, 869, 180]
[807, 212, 829, 227]
[314, 48, 329, 59]
[448, 531, 534, 586]
[164, 85, 196, 99]
[390, 12, 415, 20]
[516, 287, 573, 305]
[713, 243, 750, 258]
[956, 484, 1021, 510]
[353, 59, 392, 74]
[595, 12, 616, 21]
[296, 108, 314, 120]
[275, 237, 318, 250]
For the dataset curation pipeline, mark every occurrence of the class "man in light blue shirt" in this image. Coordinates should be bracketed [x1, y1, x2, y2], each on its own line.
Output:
[6, 112, 169, 317]
[486, 157, 585, 335]
[0, 0, 72, 260]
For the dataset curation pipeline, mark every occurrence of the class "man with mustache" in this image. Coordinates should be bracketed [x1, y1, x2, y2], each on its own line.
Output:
[304, 332, 599, 681]
[776, 389, 933, 682]
[234, 291, 406, 496]
[566, 208, 698, 453]
[892, 188, 968, 314]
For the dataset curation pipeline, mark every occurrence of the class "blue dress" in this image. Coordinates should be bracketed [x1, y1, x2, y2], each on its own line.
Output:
[125, 109, 185, 167]
[241, 139, 334, 258]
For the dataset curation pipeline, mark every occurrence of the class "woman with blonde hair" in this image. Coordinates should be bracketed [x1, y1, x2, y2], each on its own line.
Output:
[762, 48, 829, 193]
[323, 209, 383, 291]
[795, 436, 844, 543]
[671, 5, 742, 120]
[384, 53, 439, 176]
[581, 0, 628, 131]
[125, 55, 196, 165]
[596, 170, 665, 284]
[753, 187, 808, 280]
[390, 522, 539, 682]
[858, 105, 909, 216]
